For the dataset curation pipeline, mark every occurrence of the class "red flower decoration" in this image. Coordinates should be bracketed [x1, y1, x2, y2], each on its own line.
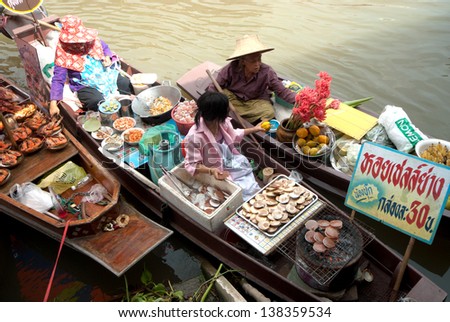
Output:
[286, 72, 340, 130]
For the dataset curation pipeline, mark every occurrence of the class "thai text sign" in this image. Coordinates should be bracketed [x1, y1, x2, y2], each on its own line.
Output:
[345, 142, 450, 244]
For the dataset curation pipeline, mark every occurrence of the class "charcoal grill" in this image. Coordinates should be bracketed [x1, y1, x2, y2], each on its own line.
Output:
[295, 213, 363, 291]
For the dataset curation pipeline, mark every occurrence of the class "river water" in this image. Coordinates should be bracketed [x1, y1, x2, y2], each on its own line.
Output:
[0, 0, 449, 301]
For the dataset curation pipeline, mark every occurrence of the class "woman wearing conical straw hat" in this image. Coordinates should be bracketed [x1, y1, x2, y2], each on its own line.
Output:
[207, 35, 296, 124]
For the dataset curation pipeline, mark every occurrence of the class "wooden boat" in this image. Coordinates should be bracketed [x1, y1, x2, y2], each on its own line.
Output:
[176, 61, 450, 236]
[7, 15, 447, 302]
[0, 74, 172, 277]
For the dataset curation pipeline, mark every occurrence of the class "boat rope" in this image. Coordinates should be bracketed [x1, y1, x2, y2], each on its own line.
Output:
[43, 219, 72, 302]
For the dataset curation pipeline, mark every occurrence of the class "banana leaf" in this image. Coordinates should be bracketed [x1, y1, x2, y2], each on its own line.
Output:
[342, 97, 373, 107]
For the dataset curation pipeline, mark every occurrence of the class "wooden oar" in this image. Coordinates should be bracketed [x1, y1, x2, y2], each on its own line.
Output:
[206, 69, 260, 146]
[18, 13, 61, 31]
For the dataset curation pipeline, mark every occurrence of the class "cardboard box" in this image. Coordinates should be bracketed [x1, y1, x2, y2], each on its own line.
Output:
[159, 163, 243, 232]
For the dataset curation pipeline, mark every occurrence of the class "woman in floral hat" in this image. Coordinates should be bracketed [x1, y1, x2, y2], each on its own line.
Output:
[207, 34, 296, 124]
[49, 15, 133, 116]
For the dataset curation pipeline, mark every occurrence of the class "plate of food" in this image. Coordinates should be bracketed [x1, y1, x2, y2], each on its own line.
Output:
[0, 150, 23, 168]
[45, 133, 69, 150]
[121, 127, 145, 145]
[0, 168, 10, 186]
[19, 137, 44, 154]
[0, 140, 12, 151]
[82, 117, 101, 132]
[98, 99, 121, 114]
[91, 126, 114, 140]
[101, 134, 124, 152]
[113, 116, 136, 132]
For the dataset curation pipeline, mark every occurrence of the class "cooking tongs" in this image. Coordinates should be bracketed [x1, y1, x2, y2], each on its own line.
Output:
[159, 165, 191, 201]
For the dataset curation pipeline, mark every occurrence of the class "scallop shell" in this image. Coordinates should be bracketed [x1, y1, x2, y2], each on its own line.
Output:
[265, 192, 277, 198]
[282, 186, 295, 193]
[258, 220, 270, 231]
[313, 242, 327, 253]
[267, 226, 278, 234]
[270, 220, 281, 227]
[254, 194, 265, 201]
[210, 198, 221, 208]
[330, 219, 343, 229]
[318, 220, 330, 229]
[272, 210, 283, 220]
[286, 204, 298, 215]
[276, 194, 290, 204]
[253, 200, 265, 209]
[266, 199, 278, 206]
[289, 191, 301, 199]
[293, 186, 305, 195]
[305, 219, 318, 231]
[258, 209, 269, 217]
[325, 226, 340, 239]
[313, 231, 325, 243]
[305, 230, 315, 243]
[296, 196, 306, 205]
[322, 237, 336, 249]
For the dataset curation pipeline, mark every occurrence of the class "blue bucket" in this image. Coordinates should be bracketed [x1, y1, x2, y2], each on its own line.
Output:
[268, 119, 280, 138]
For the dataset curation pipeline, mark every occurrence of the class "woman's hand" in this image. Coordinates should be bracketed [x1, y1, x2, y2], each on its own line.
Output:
[211, 168, 230, 180]
[244, 122, 266, 136]
[49, 100, 60, 117]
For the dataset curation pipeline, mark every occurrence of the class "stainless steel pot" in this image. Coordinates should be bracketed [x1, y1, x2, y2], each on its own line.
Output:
[131, 85, 181, 124]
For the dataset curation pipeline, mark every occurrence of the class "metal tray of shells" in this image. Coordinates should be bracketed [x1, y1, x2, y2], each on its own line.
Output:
[236, 175, 318, 238]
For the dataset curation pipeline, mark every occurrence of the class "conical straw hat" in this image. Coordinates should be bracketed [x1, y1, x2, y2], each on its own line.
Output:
[227, 35, 274, 61]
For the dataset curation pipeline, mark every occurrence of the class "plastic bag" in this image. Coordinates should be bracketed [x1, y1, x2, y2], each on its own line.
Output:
[378, 105, 427, 153]
[139, 123, 177, 156]
[330, 135, 362, 175]
[37, 161, 87, 194]
[364, 124, 394, 147]
[10, 182, 53, 213]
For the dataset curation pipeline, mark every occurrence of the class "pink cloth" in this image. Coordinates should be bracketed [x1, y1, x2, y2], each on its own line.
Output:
[184, 117, 245, 175]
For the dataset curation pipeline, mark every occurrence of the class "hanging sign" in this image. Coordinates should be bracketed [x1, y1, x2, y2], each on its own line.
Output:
[0, 0, 43, 14]
[345, 141, 450, 245]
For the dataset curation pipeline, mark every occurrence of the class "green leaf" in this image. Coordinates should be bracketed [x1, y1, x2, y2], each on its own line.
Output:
[140, 269, 153, 286]
[342, 97, 373, 107]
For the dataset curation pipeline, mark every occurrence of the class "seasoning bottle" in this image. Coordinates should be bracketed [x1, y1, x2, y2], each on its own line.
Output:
[71, 174, 93, 190]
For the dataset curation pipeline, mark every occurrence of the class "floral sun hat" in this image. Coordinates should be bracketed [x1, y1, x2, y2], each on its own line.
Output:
[55, 16, 104, 72]
[59, 15, 98, 43]
[227, 35, 274, 61]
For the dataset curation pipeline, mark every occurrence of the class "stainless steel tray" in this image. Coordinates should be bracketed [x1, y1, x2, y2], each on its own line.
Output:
[236, 174, 318, 238]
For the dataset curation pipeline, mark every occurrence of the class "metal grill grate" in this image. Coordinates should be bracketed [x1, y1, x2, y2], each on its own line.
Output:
[277, 206, 374, 286]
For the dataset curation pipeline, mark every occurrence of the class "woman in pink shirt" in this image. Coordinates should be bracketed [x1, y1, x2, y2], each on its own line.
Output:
[184, 91, 264, 200]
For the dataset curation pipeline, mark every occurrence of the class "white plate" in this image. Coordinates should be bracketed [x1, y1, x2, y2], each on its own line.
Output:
[82, 118, 101, 132]
[130, 73, 157, 85]
[121, 127, 145, 145]
[91, 126, 114, 140]
[113, 117, 136, 132]
[101, 134, 124, 152]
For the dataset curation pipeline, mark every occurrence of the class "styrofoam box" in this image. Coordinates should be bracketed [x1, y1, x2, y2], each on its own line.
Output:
[159, 163, 243, 232]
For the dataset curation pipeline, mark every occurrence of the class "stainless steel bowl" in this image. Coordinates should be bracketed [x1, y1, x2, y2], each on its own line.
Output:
[131, 85, 181, 124]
